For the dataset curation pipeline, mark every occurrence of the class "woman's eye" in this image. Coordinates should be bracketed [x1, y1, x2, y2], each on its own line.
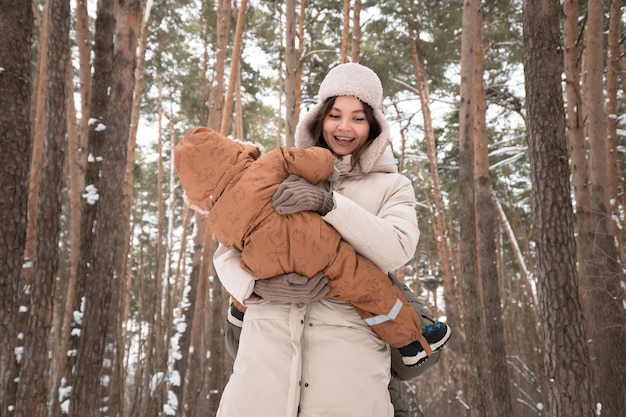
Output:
[328, 114, 340, 119]
[353, 117, 365, 122]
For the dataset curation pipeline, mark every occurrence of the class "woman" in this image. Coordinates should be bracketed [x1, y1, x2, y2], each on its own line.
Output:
[214, 63, 449, 417]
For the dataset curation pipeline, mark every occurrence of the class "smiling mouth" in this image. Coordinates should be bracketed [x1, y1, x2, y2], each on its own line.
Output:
[334, 136, 355, 143]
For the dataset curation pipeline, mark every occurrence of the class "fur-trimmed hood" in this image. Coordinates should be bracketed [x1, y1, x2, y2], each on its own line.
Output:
[295, 63, 391, 174]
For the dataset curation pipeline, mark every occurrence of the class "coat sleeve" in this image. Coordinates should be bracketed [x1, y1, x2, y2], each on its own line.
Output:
[279, 146, 336, 185]
[213, 244, 257, 304]
[323, 175, 419, 272]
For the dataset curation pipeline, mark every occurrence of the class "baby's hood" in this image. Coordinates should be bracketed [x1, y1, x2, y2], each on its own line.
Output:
[174, 126, 262, 213]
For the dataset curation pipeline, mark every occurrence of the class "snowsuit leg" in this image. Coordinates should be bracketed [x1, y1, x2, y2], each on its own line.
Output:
[323, 239, 426, 348]
[240, 211, 426, 349]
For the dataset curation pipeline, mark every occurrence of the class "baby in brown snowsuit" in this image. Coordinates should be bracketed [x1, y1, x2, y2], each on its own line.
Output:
[175, 126, 443, 364]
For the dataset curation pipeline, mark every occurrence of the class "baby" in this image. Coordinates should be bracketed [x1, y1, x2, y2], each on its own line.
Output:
[174, 126, 450, 366]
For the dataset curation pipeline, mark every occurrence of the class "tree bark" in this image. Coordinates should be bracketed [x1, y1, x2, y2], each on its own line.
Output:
[169, 205, 195, 417]
[75, 0, 92, 198]
[606, 1, 623, 254]
[294, 0, 306, 136]
[53, 9, 92, 414]
[70, 0, 140, 415]
[48, 60, 80, 417]
[351, 0, 361, 63]
[284, 0, 298, 146]
[0, 0, 33, 412]
[207, 0, 231, 130]
[341, 0, 350, 63]
[562, 0, 593, 290]
[149, 69, 167, 417]
[202, 1, 231, 414]
[116, 3, 151, 413]
[407, 22, 464, 389]
[60, 0, 115, 414]
[221, 0, 248, 136]
[182, 213, 208, 417]
[522, 0, 597, 415]
[15, 1, 70, 416]
[472, 14, 513, 417]
[582, 1, 626, 415]
[206, 235, 227, 417]
[24, 0, 51, 269]
[459, 1, 489, 416]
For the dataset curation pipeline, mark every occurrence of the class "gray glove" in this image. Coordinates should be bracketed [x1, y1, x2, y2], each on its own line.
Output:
[272, 175, 334, 215]
[254, 271, 331, 303]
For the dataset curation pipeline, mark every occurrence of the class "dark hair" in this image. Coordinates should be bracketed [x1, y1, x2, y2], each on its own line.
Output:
[309, 96, 382, 171]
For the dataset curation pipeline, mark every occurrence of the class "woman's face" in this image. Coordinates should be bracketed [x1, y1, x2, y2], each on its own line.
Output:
[322, 96, 371, 156]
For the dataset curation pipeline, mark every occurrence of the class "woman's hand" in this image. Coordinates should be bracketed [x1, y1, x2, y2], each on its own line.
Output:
[254, 271, 330, 303]
[272, 175, 334, 215]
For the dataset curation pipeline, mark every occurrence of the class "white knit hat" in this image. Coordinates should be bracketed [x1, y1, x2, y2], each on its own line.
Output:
[295, 63, 391, 174]
[318, 63, 384, 111]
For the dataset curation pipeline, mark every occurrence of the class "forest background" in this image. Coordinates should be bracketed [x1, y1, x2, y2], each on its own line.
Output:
[0, 1, 625, 417]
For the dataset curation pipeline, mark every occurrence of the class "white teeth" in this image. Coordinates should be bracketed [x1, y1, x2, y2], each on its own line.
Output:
[335, 136, 354, 141]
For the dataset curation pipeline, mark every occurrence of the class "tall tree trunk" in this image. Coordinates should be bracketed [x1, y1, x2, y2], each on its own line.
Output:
[221, 0, 248, 137]
[472, 16, 513, 417]
[582, 1, 626, 415]
[198, 11, 211, 127]
[606, 1, 623, 257]
[52, 7, 93, 411]
[170, 205, 196, 417]
[28, 2, 42, 135]
[148, 69, 167, 417]
[275, 7, 285, 146]
[24, 0, 51, 268]
[562, 0, 593, 288]
[350, 0, 361, 63]
[206, 236, 227, 417]
[284, 0, 298, 146]
[113, 2, 151, 416]
[70, 0, 140, 415]
[15, 1, 70, 416]
[197, 1, 231, 414]
[182, 214, 208, 417]
[207, 0, 231, 130]
[0, 0, 33, 412]
[138, 239, 155, 417]
[294, 0, 305, 132]
[234, 72, 244, 140]
[60, 0, 115, 414]
[459, 1, 489, 416]
[72, 0, 91, 286]
[14, 5, 49, 411]
[49, 61, 80, 417]
[75, 0, 92, 195]
[407, 22, 464, 393]
[522, 0, 597, 416]
[340, 0, 350, 63]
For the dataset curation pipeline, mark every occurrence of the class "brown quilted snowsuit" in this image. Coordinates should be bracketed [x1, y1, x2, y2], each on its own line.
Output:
[174, 126, 425, 348]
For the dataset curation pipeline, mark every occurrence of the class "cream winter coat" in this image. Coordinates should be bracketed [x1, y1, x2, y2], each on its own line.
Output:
[215, 63, 420, 417]
[215, 149, 420, 417]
